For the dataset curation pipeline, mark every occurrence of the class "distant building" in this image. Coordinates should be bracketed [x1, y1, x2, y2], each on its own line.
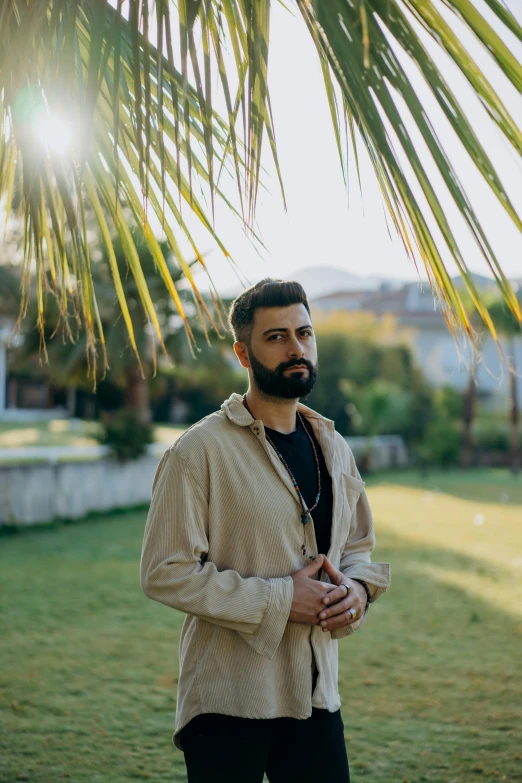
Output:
[0, 317, 73, 421]
[312, 281, 522, 410]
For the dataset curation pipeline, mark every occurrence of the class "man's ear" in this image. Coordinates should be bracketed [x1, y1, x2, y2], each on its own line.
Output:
[233, 340, 251, 369]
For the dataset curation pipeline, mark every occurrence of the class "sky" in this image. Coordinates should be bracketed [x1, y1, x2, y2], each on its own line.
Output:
[176, 0, 522, 296]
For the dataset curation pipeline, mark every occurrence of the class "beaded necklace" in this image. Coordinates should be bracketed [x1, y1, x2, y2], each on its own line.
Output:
[242, 395, 322, 531]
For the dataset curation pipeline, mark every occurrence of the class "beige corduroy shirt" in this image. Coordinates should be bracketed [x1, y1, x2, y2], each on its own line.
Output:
[140, 392, 390, 750]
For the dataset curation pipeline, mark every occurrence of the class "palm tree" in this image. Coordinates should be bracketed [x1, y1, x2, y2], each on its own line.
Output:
[8, 227, 200, 424]
[460, 294, 482, 470]
[461, 353, 478, 470]
[2, 0, 522, 376]
[487, 296, 522, 475]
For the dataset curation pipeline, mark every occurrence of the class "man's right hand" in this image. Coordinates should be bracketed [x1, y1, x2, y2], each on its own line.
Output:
[289, 554, 337, 625]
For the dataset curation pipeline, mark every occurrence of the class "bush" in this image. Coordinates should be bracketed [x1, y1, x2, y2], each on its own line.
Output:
[96, 409, 154, 461]
[473, 420, 510, 452]
[168, 350, 247, 423]
[415, 419, 462, 467]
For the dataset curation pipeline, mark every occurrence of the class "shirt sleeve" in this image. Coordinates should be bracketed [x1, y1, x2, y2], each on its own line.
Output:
[331, 475, 391, 641]
[140, 447, 294, 660]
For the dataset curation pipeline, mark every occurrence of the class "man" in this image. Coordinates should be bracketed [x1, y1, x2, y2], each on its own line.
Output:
[140, 278, 390, 782]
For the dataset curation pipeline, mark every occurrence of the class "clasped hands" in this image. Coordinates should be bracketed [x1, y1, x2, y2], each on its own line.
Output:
[289, 553, 367, 632]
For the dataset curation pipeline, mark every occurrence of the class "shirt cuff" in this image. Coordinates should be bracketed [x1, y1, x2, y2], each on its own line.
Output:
[240, 576, 294, 659]
[341, 562, 391, 602]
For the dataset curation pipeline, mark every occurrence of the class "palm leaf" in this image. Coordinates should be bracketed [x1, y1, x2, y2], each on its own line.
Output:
[295, 0, 522, 349]
[1, 0, 256, 377]
[2, 0, 522, 378]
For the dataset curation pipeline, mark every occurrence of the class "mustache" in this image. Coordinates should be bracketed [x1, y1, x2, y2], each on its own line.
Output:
[278, 358, 315, 372]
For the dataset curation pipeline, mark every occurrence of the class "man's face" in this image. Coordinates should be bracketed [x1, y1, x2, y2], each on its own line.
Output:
[236, 303, 318, 399]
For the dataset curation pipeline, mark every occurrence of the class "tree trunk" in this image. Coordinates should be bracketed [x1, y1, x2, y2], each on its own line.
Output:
[0, 339, 7, 417]
[124, 364, 151, 425]
[7, 376, 18, 408]
[66, 385, 77, 417]
[461, 359, 477, 469]
[509, 338, 521, 476]
[44, 379, 54, 409]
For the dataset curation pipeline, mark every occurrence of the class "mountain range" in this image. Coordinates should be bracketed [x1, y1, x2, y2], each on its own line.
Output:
[193, 265, 521, 301]
[288, 266, 520, 300]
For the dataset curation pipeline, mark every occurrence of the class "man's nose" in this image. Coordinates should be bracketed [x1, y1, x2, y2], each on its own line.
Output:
[288, 336, 305, 358]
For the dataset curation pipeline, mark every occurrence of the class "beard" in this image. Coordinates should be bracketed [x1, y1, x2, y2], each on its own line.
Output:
[248, 349, 318, 399]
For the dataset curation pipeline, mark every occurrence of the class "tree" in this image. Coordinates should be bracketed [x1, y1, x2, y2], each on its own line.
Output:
[488, 297, 522, 475]
[1, 0, 522, 378]
[8, 227, 197, 424]
[460, 296, 482, 469]
[306, 310, 433, 442]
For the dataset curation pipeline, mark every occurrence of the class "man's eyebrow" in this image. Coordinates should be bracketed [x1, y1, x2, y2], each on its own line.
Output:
[262, 324, 313, 336]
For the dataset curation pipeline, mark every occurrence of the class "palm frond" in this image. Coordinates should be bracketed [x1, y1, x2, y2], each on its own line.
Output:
[1, 0, 269, 377]
[299, 0, 522, 348]
[2, 0, 522, 377]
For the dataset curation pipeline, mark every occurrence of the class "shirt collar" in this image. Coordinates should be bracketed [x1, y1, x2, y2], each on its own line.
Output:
[221, 392, 335, 432]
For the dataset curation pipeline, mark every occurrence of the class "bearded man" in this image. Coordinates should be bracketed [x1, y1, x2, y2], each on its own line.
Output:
[140, 278, 390, 783]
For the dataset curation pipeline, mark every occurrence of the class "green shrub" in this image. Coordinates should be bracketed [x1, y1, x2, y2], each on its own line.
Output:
[96, 409, 154, 461]
[473, 419, 510, 452]
[416, 419, 462, 466]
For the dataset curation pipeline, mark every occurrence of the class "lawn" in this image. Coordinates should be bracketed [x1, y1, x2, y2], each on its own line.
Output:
[0, 419, 185, 450]
[0, 419, 186, 466]
[1, 468, 521, 783]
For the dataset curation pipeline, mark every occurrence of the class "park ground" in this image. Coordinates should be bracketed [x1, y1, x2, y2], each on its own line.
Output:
[0, 419, 185, 450]
[1, 468, 521, 783]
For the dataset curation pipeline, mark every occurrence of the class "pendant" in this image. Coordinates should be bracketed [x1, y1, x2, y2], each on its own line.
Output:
[301, 512, 309, 525]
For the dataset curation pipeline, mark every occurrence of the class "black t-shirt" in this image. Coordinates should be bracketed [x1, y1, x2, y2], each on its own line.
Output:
[264, 414, 333, 557]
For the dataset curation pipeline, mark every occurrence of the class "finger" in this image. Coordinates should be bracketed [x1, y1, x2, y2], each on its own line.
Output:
[322, 583, 337, 594]
[318, 597, 351, 621]
[302, 554, 324, 575]
[322, 584, 350, 605]
[320, 608, 359, 632]
[320, 556, 340, 583]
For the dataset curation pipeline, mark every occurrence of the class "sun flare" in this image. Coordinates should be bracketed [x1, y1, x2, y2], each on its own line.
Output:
[37, 115, 73, 155]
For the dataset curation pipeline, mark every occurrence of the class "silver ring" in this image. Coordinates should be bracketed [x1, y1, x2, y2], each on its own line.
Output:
[341, 584, 350, 598]
[348, 607, 357, 620]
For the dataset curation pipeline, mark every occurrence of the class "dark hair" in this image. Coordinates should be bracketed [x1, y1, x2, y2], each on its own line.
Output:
[228, 278, 311, 343]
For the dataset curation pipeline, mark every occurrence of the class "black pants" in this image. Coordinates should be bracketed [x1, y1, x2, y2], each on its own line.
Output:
[180, 707, 350, 783]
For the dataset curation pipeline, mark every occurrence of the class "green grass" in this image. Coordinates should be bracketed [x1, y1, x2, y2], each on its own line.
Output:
[366, 466, 522, 505]
[0, 419, 103, 449]
[0, 419, 185, 451]
[1, 470, 521, 782]
[0, 419, 186, 466]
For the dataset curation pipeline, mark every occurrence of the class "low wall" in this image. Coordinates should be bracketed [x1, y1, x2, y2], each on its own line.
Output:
[346, 435, 409, 471]
[0, 448, 166, 526]
[0, 435, 409, 527]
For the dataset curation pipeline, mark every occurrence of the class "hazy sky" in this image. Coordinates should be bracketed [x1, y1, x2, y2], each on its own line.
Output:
[180, 0, 522, 295]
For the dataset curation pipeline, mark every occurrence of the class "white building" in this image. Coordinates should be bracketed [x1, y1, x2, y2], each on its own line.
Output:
[312, 280, 522, 411]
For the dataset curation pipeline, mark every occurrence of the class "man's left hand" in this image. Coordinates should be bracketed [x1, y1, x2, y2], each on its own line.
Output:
[317, 556, 367, 632]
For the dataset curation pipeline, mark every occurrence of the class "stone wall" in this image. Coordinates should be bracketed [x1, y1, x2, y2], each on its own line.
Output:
[0, 451, 165, 526]
[0, 435, 409, 526]
[346, 435, 409, 472]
